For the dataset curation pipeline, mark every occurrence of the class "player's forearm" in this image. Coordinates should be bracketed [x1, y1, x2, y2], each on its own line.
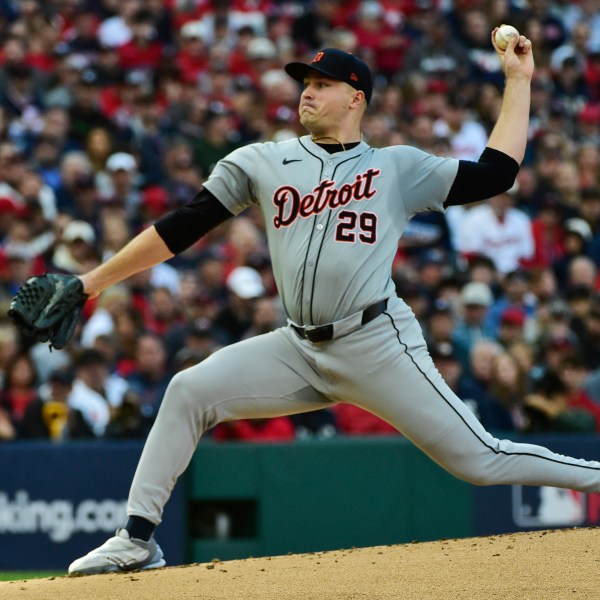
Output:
[79, 226, 174, 297]
[486, 76, 531, 165]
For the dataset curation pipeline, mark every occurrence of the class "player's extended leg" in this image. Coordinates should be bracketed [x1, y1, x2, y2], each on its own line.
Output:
[127, 329, 332, 523]
[68, 329, 332, 574]
[320, 298, 600, 493]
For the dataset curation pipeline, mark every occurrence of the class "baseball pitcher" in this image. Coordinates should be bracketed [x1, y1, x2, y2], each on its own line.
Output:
[10, 30, 600, 575]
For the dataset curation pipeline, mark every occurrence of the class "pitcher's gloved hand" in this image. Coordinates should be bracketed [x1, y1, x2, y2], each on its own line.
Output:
[8, 274, 88, 350]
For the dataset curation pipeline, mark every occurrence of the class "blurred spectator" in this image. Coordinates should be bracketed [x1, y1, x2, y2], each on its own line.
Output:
[452, 281, 494, 369]
[97, 0, 140, 49]
[487, 350, 529, 432]
[0, 351, 39, 434]
[497, 307, 527, 349]
[457, 191, 534, 274]
[125, 333, 171, 433]
[19, 368, 93, 440]
[80, 284, 131, 348]
[213, 266, 265, 345]
[68, 348, 129, 437]
[97, 151, 141, 216]
[425, 298, 455, 350]
[403, 13, 470, 86]
[242, 296, 285, 340]
[433, 92, 488, 161]
[212, 416, 295, 442]
[192, 103, 241, 175]
[524, 370, 596, 433]
[52, 218, 97, 274]
[486, 269, 537, 339]
[146, 286, 184, 337]
[332, 403, 399, 436]
[553, 218, 594, 288]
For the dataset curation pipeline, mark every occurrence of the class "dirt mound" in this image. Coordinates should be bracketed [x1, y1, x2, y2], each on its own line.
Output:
[1, 528, 598, 600]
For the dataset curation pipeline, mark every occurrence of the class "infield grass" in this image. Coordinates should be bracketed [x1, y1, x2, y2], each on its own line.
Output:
[0, 571, 62, 581]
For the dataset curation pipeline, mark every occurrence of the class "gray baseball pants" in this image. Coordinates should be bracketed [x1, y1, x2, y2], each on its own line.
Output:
[127, 296, 600, 524]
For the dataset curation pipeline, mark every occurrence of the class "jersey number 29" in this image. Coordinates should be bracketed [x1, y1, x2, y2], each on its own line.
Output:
[335, 210, 378, 244]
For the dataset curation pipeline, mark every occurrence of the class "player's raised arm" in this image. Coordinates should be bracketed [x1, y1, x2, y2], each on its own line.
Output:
[486, 26, 534, 165]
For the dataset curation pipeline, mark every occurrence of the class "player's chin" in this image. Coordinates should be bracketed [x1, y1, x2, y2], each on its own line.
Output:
[299, 112, 317, 128]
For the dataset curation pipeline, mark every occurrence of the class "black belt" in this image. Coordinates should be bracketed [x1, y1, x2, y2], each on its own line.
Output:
[291, 299, 388, 343]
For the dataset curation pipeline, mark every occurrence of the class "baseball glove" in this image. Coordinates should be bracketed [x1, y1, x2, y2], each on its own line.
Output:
[7, 274, 88, 350]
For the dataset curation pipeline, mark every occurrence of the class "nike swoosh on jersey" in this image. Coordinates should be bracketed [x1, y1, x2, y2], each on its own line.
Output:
[282, 158, 303, 165]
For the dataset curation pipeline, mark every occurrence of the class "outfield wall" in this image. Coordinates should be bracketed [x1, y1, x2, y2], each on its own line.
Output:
[1, 436, 599, 569]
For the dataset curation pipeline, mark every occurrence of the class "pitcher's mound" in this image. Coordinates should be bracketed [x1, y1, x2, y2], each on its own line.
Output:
[1, 528, 598, 600]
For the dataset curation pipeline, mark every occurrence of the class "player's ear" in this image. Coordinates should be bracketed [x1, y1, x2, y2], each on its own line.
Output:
[350, 90, 365, 109]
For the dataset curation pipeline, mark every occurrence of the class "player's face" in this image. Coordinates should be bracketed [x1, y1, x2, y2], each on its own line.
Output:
[299, 72, 357, 133]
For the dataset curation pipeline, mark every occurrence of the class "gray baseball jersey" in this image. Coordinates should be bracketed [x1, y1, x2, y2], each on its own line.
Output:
[203, 136, 457, 326]
[126, 136, 600, 528]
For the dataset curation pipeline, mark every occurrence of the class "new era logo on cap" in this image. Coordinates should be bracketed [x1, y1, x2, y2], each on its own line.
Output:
[285, 48, 373, 104]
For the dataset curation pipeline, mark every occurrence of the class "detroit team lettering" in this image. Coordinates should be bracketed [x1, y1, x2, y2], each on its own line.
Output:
[273, 168, 381, 228]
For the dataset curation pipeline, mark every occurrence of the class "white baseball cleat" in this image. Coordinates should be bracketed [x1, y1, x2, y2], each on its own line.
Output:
[68, 528, 166, 575]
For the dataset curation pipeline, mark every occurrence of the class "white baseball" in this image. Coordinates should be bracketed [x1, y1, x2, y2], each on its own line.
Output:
[495, 24, 519, 51]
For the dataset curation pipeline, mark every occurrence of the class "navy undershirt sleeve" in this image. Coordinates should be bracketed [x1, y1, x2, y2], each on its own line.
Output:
[444, 147, 520, 207]
[154, 188, 234, 254]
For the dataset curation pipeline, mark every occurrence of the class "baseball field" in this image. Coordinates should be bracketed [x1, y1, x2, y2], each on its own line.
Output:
[0, 527, 598, 599]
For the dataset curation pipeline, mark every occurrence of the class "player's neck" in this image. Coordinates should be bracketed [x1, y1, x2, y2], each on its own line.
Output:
[310, 132, 363, 152]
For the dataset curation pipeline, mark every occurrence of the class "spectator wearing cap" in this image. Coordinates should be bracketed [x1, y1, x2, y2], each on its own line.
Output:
[68, 348, 130, 437]
[486, 269, 537, 339]
[399, 215, 451, 269]
[97, 0, 140, 49]
[212, 265, 265, 345]
[68, 66, 114, 145]
[425, 298, 455, 351]
[241, 37, 279, 89]
[19, 368, 91, 440]
[497, 307, 527, 349]
[97, 152, 141, 216]
[170, 318, 221, 369]
[575, 102, 600, 145]
[176, 20, 209, 84]
[456, 191, 534, 275]
[553, 218, 594, 288]
[51, 219, 97, 274]
[62, 5, 103, 58]
[552, 54, 589, 120]
[452, 281, 494, 370]
[192, 101, 241, 176]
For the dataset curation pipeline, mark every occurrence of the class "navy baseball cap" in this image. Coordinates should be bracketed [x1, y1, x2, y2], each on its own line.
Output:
[285, 48, 373, 104]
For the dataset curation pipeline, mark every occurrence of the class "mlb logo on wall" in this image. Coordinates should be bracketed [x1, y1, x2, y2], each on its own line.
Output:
[512, 486, 586, 527]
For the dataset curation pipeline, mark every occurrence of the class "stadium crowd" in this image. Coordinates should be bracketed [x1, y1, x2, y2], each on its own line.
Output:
[0, 0, 599, 443]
